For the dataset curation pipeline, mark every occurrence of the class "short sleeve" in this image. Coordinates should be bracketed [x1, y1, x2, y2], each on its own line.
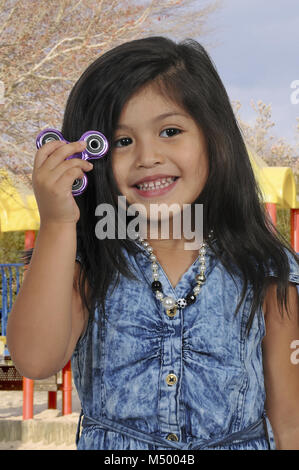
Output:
[266, 248, 299, 285]
[288, 250, 299, 284]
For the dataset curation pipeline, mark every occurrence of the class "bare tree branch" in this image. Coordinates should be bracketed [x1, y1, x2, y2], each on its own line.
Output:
[0, 0, 221, 189]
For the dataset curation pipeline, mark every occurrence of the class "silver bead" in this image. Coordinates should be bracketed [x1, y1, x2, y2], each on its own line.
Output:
[142, 241, 149, 247]
[149, 254, 157, 262]
[162, 296, 176, 309]
[146, 245, 153, 253]
[196, 273, 206, 283]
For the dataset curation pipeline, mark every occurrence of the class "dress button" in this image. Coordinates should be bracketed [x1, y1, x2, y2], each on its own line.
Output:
[166, 433, 179, 442]
[166, 373, 177, 386]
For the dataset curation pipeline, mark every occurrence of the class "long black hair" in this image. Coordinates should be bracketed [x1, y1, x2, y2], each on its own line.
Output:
[23, 36, 298, 333]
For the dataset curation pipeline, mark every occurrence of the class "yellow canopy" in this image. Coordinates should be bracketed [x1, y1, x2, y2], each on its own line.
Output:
[0, 169, 39, 232]
[0, 150, 298, 232]
[248, 150, 299, 209]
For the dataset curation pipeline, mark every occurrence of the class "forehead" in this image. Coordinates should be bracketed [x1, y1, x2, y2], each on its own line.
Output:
[117, 84, 189, 123]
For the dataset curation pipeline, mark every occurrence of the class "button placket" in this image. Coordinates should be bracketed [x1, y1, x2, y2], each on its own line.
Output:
[155, 264, 185, 440]
[158, 317, 181, 436]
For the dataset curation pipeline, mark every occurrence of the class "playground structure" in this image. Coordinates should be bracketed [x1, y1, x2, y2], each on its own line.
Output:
[248, 150, 299, 249]
[0, 169, 72, 419]
[0, 151, 298, 421]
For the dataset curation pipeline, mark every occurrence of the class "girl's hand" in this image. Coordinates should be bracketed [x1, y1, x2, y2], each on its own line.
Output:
[32, 140, 93, 225]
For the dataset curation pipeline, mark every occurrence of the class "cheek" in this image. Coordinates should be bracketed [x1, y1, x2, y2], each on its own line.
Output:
[184, 151, 209, 191]
[111, 157, 124, 188]
[184, 149, 208, 177]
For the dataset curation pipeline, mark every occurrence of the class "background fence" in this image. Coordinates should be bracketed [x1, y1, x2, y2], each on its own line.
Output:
[0, 264, 24, 338]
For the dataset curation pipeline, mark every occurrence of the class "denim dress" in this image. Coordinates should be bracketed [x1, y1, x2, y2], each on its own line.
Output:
[72, 239, 299, 450]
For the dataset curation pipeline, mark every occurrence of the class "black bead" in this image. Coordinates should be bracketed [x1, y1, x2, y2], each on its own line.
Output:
[185, 292, 196, 305]
[151, 281, 162, 292]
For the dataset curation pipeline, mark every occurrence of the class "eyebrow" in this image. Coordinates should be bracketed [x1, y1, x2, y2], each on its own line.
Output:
[115, 112, 189, 131]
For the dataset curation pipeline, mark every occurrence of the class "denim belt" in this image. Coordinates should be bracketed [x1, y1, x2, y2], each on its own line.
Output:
[77, 411, 274, 450]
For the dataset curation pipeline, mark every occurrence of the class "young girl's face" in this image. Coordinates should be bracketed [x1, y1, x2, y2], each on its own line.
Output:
[111, 84, 209, 224]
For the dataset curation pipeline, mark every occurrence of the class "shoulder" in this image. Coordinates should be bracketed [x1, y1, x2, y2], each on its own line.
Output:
[262, 270, 299, 446]
[266, 247, 299, 283]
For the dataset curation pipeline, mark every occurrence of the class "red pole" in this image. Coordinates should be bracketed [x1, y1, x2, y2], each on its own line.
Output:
[48, 391, 57, 409]
[62, 360, 72, 415]
[291, 208, 299, 252]
[265, 202, 277, 226]
[22, 377, 34, 420]
[22, 230, 36, 420]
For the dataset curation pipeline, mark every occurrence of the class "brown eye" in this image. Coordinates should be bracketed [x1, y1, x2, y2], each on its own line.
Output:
[160, 128, 181, 137]
[114, 137, 132, 147]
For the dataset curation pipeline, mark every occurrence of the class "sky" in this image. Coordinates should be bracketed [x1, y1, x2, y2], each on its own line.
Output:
[199, 0, 299, 146]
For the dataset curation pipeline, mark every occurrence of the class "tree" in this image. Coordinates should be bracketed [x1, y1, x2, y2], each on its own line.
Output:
[0, 0, 221, 189]
[233, 99, 299, 176]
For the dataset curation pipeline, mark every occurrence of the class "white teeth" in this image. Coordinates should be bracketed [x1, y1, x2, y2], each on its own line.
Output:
[136, 177, 176, 191]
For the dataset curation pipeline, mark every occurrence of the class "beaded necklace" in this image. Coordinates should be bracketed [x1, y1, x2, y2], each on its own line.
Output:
[137, 229, 214, 317]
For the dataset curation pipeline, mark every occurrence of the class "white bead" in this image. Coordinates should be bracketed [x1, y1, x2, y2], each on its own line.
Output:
[142, 241, 149, 247]
[156, 291, 164, 300]
[149, 254, 157, 262]
[162, 296, 176, 309]
[193, 285, 201, 294]
[152, 273, 159, 280]
[177, 298, 187, 308]
[146, 246, 153, 253]
[151, 262, 158, 270]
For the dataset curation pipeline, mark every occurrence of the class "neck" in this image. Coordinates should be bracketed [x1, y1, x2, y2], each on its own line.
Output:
[145, 237, 197, 254]
[140, 214, 204, 253]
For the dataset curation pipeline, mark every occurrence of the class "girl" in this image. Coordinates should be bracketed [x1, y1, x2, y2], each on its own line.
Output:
[7, 37, 299, 450]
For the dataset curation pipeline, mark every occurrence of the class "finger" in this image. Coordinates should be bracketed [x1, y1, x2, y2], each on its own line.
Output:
[34, 140, 66, 171]
[49, 157, 93, 183]
[42, 141, 87, 172]
[36, 140, 87, 172]
[33, 155, 93, 193]
[54, 165, 89, 195]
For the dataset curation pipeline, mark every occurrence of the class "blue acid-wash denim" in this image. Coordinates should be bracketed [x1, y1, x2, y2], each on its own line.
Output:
[72, 239, 299, 450]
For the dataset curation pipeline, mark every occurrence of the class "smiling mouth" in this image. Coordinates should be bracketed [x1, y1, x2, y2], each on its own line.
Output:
[135, 176, 179, 191]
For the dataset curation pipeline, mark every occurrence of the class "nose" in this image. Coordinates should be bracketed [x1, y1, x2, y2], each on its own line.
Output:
[135, 139, 163, 168]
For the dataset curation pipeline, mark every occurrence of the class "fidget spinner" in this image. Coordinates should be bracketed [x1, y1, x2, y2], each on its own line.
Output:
[36, 128, 109, 196]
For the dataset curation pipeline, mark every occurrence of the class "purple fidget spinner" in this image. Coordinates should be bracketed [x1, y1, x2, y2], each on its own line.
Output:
[36, 128, 109, 196]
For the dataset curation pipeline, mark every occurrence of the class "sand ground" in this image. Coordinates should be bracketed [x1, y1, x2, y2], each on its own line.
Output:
[0, 383, 81, 450]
